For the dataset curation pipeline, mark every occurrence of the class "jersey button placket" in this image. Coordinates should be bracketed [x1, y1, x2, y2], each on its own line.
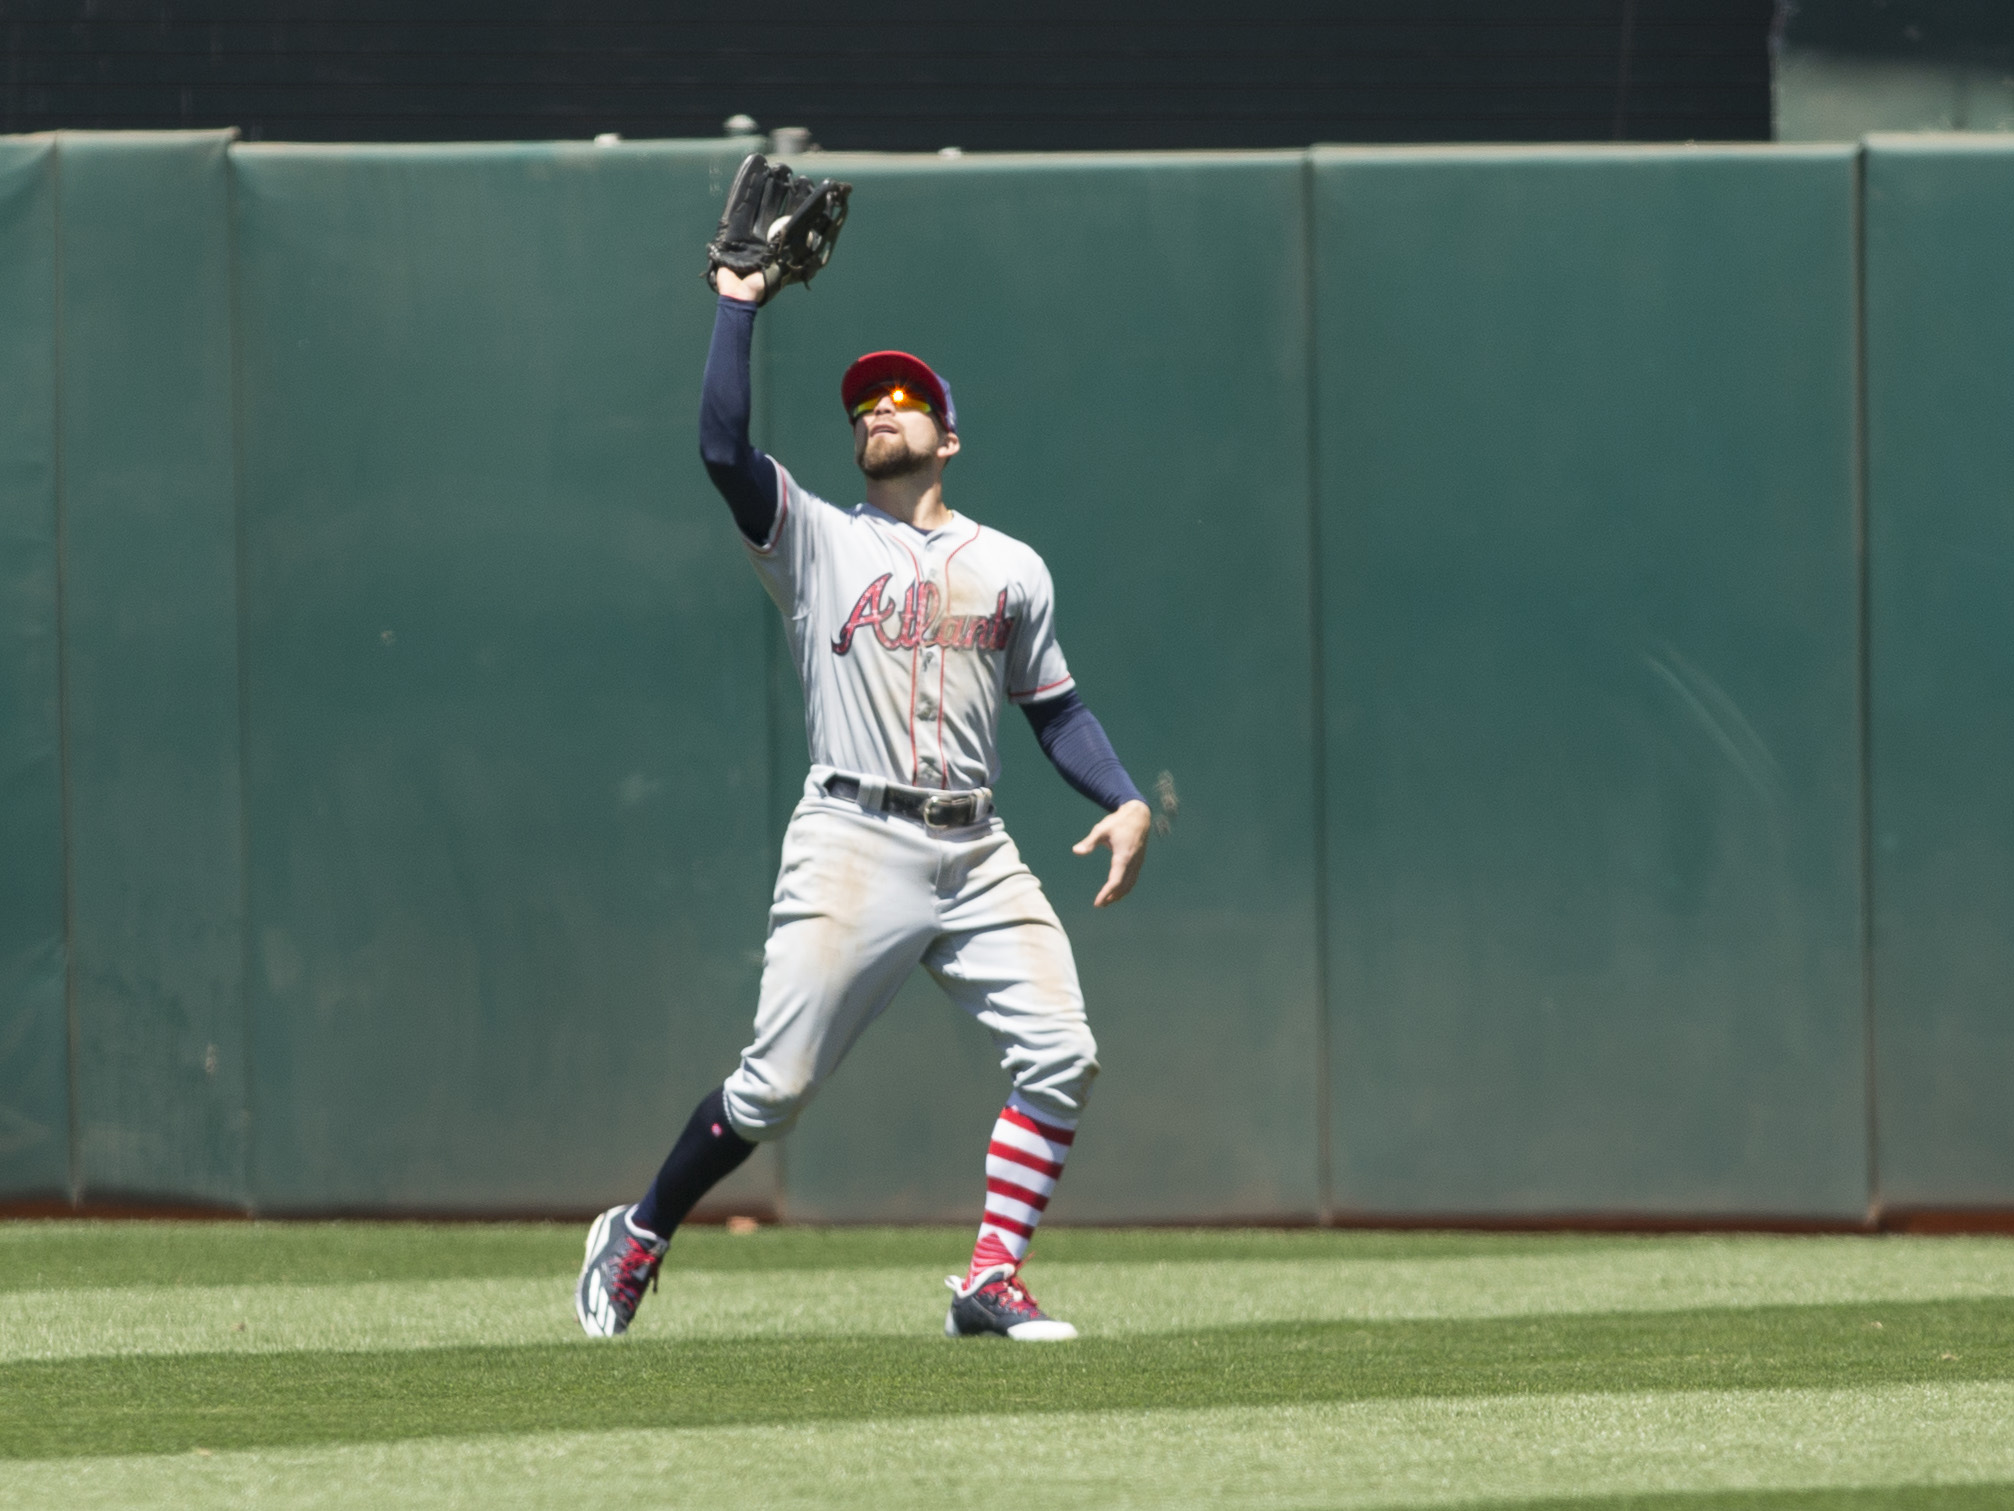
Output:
[915, 555, 949, 786]
[915, 578, 942, 765]
[917, 648, 939, 720]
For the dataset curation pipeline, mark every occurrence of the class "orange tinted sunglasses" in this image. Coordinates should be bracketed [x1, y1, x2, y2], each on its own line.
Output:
[849, 385, 935, 420]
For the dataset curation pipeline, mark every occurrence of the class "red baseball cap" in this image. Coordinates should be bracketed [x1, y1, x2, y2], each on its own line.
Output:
[840, 351, 957, 433]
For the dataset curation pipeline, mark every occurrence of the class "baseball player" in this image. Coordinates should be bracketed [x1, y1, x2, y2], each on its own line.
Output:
[576, 180, 1151, 1342]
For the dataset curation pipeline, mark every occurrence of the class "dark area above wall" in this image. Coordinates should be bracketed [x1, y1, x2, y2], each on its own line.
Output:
[1782, 0, 2014, 68]
[0, 0, 1774, 147]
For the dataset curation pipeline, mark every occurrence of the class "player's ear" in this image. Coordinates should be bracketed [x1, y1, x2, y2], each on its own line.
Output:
[938, 429, 961, 463]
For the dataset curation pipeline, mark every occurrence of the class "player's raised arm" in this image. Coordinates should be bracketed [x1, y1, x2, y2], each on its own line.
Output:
[697, 154, 853, 544]
[697, 280, 780, 543]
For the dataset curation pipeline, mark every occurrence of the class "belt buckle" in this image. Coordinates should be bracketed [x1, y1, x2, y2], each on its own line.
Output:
[921, 793, 970, 829]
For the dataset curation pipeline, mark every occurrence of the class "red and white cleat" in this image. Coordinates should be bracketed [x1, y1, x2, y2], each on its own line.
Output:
[944, 1263, 1078, 1341]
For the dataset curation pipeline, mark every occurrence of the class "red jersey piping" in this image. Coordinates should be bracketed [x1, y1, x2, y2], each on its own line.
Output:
[1010, 674, 1074, 704]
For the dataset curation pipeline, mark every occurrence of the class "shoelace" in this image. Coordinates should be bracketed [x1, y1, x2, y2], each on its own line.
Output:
[984, 1275, 1039, 1318]
[608, 1239, 661, 1308]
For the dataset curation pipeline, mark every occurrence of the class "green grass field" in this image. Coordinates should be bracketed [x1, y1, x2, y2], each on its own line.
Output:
[4, 1222, 2013, 1509]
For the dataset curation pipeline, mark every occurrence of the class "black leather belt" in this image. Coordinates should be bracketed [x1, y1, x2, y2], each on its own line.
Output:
[823, 774, 993, 829]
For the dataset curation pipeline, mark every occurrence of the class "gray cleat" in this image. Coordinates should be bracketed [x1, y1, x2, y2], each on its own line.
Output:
[575, 1204, 668, 1338]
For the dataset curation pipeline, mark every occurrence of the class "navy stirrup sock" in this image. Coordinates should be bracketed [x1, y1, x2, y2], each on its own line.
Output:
[629, 1086, 757, 1239]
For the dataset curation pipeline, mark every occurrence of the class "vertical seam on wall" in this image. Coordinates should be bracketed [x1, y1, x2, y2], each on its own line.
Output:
[49, 133, 82, 1208]
[1301, 150, 1334, 1224]
[1851, 142, 1881, 1223]
[226, 139, 259, 1215]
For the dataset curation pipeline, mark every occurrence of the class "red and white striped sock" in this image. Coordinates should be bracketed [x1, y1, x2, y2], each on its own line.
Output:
[966, 1094, 1076, 1284]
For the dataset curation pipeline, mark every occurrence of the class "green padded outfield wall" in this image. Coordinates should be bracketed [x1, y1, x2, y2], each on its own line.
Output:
[55, 132, 248, 1205]
[11, 136, 2005, 1220]
[0, 137, 68, 1197]
[1313, 146, 1869, 1217]
[232, 141, 781, 1211]
[1863, 137, 2014, 1210]
[757, 155, 1323, 1222]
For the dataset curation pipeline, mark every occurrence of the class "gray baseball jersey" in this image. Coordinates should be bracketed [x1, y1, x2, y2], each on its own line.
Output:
[747, 463, 1074, 791]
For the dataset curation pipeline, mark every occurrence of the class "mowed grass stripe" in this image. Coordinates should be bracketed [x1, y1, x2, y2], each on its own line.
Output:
[10, 1238, 2014, 1363]
[8, 1384, 2013, 1510]
[0, 1221, 1663, 1291]
[4, 1299, 2008, 1459]
[1496, 1492, 2014, 1511]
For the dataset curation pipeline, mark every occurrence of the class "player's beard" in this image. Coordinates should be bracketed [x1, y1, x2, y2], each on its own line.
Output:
[857, 430, 936, 481]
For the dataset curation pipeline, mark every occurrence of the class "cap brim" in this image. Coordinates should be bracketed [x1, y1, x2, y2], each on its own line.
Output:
[841, 351, 953, 429]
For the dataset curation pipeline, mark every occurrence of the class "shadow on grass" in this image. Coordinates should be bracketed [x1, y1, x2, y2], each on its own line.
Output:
[6, 1297, 2011, 1460]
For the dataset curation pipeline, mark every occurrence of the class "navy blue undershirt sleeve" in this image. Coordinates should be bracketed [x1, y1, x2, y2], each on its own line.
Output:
[1022, 690, 1146, 813]
[698, 295, 780, 544]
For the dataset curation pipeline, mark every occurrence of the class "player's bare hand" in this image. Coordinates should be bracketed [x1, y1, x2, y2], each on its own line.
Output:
[714, 267, 766, 303]
[1073, 800, 1151, 908]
